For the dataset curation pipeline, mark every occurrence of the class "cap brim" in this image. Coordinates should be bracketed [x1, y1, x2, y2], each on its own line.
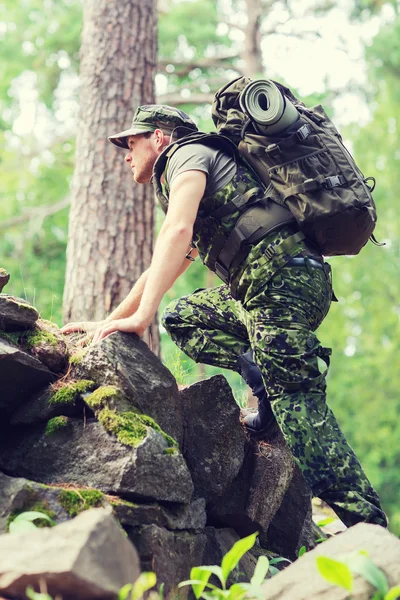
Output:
[108, 126, 155, 149]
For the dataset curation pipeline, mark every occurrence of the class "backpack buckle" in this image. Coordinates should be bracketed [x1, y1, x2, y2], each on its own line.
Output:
[296, 123, 313, 141]
[264, 246, 277, 260]
[266, 143, 280, 157]
[215, 261, 230, 283]
[324, 175, 346, 189]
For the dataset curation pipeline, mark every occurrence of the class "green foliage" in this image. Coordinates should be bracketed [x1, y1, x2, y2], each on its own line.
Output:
[45, 415, 69, 436]
[316, 550, 400, 599]
[179, 532, 277, 600]
[85, 385, 121, 409]
[58, 489, 104, 517]
[49, 379, 95, 406]
[118, 572, 157, 600]
[8, 510, 55, 534]
[98, 407, 178, 449]
[316, 556, 353, 591]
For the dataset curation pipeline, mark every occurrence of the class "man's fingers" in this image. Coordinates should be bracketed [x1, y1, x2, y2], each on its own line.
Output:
[60, 322, 85, 334]
[77, 335, 91, 348]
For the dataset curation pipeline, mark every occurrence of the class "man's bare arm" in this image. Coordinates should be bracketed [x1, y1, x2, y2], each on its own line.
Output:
[61, 247, 198, 335]
[91, 170, 206, 342]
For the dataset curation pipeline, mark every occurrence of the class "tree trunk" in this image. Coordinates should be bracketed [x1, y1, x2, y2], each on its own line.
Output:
[63, 0, 160, 355]
[243, 0, 264, 77]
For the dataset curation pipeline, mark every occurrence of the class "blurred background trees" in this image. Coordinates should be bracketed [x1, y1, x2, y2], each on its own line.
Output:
[1, 0, 399, 531]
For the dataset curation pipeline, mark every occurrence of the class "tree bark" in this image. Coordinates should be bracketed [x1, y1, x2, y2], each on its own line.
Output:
[63, 0, 159, 355]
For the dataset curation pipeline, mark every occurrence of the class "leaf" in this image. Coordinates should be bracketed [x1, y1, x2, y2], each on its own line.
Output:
[118, 584, 133, 600]
[130, 572, 157, 600]
[159, 582, 164, 600]
[316, 556, 353, 591]
[346, 553, 388, 594]
[385, 586, 400, 600]
[316, 517, 336, 528]
[221, 532, 258, 583]
[13, 511, 55, 525]
[179, 566, 221, 600]
[227, 583, 247, 600]
[269, 557, 291, 566]
[9, 520, 38, 534]
[251, 556, 269, 586]
[298, 546, 307, 557]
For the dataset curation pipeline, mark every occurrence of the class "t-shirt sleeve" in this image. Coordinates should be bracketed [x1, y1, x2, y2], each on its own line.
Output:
[165, 144, 216, 187]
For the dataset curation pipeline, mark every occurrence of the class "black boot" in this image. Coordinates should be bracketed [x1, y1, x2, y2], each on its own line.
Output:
[237, 351, 276, 434]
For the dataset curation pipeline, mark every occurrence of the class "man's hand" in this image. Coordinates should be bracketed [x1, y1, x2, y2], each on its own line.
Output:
[60, 320, 107, 347]
[60, 321, 106, 335]
[91, 314, 151, 345]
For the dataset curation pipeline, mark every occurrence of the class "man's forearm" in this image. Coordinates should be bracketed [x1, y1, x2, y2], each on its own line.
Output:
[105, 268, 149, 322]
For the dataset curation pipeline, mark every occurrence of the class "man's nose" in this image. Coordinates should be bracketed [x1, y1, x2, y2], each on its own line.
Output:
[125, 152, 132, 163]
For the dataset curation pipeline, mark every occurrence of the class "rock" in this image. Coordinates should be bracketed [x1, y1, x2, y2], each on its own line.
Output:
[0, 294, 39, 331]
[0, 420, 194, 504]
[266, 465, 315, 559]
[207, 428, 314, 560]
[72, 332, 183, 445]
[10, 380, 95, 425]
[260, 523, 400, 600]
[0, 507, 141, 600]
[0, 339, 55, 416]
[128, 524, 206, 598]
[202, 527, 257, 585]
[179, 375, 246, 502]
[27, 319, 69, 374]
[0, 472, 107, 534]
[112, 497, 206, 531]
[0, 270, 10, 294]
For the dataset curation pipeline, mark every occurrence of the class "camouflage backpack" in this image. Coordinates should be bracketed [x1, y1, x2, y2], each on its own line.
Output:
[212, 77, 380, 256]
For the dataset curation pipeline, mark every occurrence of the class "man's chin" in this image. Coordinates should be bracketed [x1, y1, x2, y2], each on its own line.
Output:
[133, 173, 150, 184]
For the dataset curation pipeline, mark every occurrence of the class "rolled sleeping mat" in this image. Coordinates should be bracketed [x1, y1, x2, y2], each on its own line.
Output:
[239, 79, 299, 136]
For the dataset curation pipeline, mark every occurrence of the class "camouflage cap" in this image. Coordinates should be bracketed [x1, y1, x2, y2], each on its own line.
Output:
[108, 104, 198, 149]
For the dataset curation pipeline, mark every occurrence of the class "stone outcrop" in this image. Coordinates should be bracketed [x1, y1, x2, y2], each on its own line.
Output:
[0, 292, 349, 598]
[72, 332, 183, 445]
[0, 339, 55, 415]
[0, 420, 193, 503]
[0, 295, 38, 331]
[0, 508, 141, 600]
[260, 523, 400, 600]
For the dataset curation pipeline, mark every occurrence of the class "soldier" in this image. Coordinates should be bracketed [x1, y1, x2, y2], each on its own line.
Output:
[61, 105, 387, 529]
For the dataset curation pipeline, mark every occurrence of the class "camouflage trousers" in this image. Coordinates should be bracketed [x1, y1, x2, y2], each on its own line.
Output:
[162, 261, 387, 528]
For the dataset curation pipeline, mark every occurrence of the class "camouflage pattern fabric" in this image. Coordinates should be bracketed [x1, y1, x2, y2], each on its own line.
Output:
[162, 261, 387, 528]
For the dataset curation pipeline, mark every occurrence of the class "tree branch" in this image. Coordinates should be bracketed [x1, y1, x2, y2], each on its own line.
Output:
[158, 54, 242, 77]
[0, 197, 70, 231]
[156, 92, 216, 105]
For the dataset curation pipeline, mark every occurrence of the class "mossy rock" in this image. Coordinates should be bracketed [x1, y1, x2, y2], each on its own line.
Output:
[58, 489, 104, 517]
[49, 379, 96, 407]
[45, 416, 70, 436]
[98, 406, 178, 449]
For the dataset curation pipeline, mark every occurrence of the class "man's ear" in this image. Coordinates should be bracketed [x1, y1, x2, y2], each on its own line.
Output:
[154, 128, 170, 150]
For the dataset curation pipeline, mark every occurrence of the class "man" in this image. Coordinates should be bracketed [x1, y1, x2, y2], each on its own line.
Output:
[62, 104, 387, 529]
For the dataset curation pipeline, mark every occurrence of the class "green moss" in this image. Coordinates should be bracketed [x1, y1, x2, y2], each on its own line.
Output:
[25, 328, 58, 350]
[0, 326, 58, 350]
[163, 447, 179, 455]
[49, 380, 95, 406]
[0, 330, 21, 345]
[7, 499, 56, 532]
[69, 348, 88, 365]
[58, 489, 104, 517]
[85, 385, 120, 409]
[107, 497, 139, 508]
[98, 407, 178, 449]
[45, 416, 70, 436]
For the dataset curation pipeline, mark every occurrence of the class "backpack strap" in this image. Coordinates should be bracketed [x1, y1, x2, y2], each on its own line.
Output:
[282, 174, 347, 200]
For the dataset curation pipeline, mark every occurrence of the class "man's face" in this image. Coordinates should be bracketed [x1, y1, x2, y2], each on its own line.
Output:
[124, 133, 158, 184]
